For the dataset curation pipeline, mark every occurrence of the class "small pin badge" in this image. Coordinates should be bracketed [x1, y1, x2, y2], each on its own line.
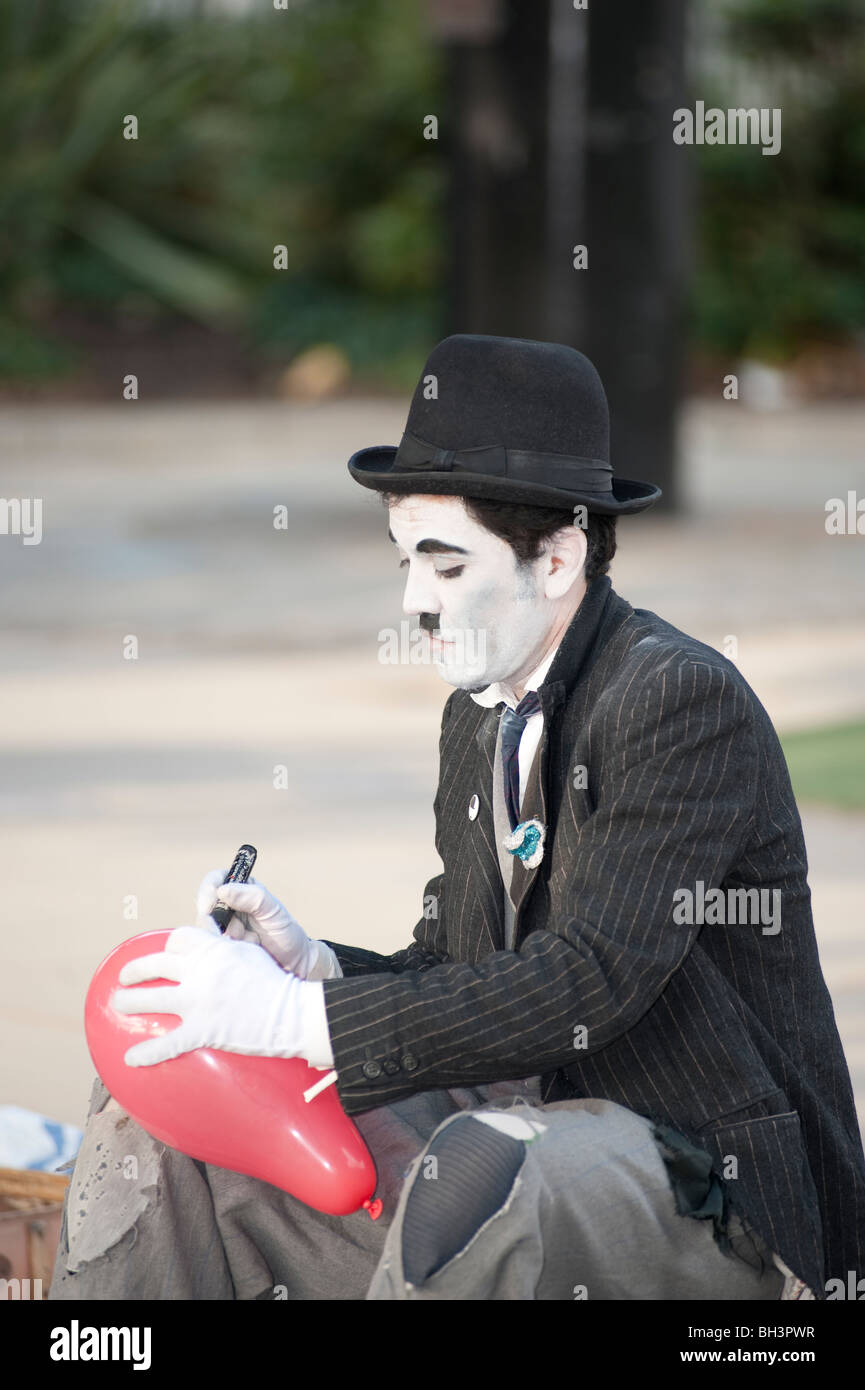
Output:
[468, 794, 480, 820]
[504, 818, 545, 868]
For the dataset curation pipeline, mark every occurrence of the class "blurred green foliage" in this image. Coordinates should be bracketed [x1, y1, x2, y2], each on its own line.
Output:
[694, 0, 865, 362]
[1, 0, 863, 386]
[0, 0, 443, 385]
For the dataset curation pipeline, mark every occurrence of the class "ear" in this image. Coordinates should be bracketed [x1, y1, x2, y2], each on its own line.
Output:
[542, 523, 587, 599]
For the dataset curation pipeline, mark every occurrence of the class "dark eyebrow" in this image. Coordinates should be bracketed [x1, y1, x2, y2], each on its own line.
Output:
[387, 527, 469, 557]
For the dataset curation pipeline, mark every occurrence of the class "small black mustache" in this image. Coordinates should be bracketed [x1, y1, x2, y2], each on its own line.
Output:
[418, 613, 439, 634]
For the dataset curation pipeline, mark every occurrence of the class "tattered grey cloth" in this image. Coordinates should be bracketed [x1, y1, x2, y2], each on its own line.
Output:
[49, 1075, 788, 1301]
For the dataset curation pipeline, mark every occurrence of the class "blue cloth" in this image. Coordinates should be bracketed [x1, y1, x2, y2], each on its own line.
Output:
[0, 1105, 82, 1173]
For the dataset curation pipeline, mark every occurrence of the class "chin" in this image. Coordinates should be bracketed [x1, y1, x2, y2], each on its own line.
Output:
[433, 659, 490, 691]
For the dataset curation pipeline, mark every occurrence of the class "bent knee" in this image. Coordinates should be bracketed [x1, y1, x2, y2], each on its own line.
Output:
[400, 1113, 531, 1285]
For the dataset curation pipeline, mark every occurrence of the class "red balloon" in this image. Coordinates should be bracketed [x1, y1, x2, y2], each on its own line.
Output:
[84, 931, 377, 1216]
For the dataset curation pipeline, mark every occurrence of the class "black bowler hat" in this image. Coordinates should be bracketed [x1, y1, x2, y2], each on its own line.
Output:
[347, 334, 661, 514]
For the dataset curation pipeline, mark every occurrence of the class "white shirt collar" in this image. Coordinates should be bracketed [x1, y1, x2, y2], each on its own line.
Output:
[468, 640, 560, 711]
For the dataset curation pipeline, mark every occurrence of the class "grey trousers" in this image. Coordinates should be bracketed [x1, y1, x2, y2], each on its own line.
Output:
[49, 1073, 786, 1301]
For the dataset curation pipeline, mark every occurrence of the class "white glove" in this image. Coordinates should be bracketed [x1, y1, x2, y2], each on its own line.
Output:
[112, 923, 334, 1070]
[195, 870, 342, 981]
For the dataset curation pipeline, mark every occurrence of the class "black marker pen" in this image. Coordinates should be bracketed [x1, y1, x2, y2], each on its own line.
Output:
[211, 844, 258, 932]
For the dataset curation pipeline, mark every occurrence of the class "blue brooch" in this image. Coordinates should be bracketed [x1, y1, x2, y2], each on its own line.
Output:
[503, 818, 546, 869]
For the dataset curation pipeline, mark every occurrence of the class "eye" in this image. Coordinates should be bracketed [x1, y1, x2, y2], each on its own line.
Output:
[398, 559, 464, 579]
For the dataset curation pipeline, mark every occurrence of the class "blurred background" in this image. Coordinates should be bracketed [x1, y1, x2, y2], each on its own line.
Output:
[1, 0, 863, 1155]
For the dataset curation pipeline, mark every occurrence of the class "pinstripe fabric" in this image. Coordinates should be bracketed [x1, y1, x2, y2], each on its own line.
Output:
[321, 576, 865, 1296]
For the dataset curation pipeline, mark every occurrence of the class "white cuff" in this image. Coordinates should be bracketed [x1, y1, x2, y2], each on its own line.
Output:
[303, 940, 344, 981]
[298, 980, 335, 1070]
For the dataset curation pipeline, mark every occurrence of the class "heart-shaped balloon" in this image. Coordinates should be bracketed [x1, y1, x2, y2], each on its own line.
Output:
[84, 931, 377, 1216]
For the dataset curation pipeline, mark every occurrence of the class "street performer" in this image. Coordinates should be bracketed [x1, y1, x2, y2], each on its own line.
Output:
[50, 334, 865, 1300]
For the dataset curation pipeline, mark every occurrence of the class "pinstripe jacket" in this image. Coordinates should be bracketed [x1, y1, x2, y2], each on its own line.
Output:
[322, 575, 865, 1296]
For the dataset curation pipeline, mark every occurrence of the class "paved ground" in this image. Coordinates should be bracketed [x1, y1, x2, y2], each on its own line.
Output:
[1, 397, 863, 1135]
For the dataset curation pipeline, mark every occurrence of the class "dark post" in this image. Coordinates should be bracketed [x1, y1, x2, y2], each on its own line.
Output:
[430, 0, 688, 508]
[544, 0, 589, 346]
[583, 0, 688, 507]
[433, 0, 551, 337]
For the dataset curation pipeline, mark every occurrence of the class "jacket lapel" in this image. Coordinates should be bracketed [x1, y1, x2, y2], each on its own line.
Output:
[462, 707, 506, 954]
[508, 679, 566, 920]
[507, 740, 546, 917]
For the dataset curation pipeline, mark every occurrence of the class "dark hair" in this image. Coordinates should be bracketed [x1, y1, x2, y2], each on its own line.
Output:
[379, 492, 616, 583]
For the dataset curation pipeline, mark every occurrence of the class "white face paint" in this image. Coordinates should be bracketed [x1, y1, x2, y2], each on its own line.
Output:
[388, 495, 586, 693]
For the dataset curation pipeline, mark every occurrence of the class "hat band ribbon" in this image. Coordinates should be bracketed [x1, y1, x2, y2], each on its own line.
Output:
[394, 430, 613, 495]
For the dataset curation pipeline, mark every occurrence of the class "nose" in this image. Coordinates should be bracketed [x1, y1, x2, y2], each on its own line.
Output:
[401, 564, 440, 620]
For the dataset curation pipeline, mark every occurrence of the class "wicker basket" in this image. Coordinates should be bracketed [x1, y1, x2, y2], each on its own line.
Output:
[0, 1166, 70, 1298]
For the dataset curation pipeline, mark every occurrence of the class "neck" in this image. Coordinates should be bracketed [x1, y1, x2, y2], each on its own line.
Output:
[509, 587, 586, 703]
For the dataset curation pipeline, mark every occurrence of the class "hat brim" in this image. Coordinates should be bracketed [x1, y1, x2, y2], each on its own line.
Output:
[347, 446, 662, 515]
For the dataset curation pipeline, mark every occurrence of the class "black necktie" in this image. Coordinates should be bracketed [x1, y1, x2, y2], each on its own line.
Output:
[500, 690, 541, 831]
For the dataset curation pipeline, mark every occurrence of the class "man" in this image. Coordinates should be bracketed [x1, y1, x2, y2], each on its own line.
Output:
[50, 335, 865, 1301]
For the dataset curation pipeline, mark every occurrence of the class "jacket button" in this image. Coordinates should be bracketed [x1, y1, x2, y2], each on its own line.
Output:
[362, 1060, 382, 1080]
[401, 1053, 419, 1072]
[383, 1058, 400, 1076]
